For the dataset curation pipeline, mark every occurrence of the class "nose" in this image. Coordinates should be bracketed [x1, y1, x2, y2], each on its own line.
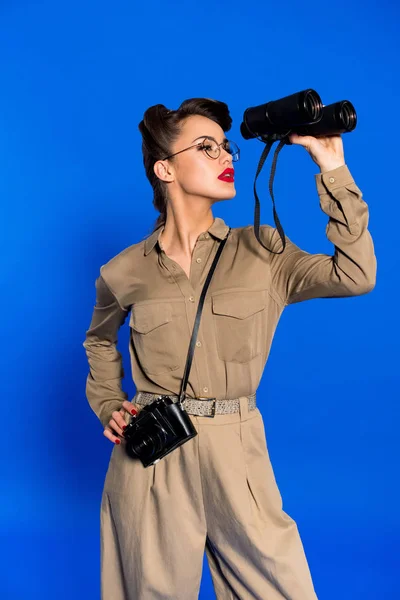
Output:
[220, 147, 233, 166]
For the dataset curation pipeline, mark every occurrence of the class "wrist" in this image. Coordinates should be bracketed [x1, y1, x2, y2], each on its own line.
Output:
[319, 162, 345, 174]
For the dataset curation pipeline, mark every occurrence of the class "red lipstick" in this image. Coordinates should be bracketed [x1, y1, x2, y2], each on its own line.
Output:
[218, 168, 234, 182]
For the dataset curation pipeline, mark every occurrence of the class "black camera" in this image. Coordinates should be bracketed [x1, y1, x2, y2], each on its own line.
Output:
[123, 396, 198, 468]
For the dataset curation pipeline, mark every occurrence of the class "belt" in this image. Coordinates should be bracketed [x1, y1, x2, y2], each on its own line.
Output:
[133, 391, 257, 417]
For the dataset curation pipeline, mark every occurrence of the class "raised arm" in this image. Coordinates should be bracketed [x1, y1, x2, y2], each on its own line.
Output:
[268, 132, 376, 305]
[83, 270, 129, 428]
[269, 163, 376, 305]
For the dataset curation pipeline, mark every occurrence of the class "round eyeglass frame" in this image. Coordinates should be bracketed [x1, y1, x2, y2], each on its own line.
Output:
[161, 136, 240, 162]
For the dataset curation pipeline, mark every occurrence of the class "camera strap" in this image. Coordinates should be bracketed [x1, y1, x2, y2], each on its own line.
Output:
[178, 227, 231, 406]
[177, 134, 290, 406]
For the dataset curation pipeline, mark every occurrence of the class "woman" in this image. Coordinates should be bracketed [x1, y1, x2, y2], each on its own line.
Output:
[83, 98, 376, 600]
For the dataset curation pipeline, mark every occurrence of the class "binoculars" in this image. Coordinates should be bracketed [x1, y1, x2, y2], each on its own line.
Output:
[240, 88, 357, 141]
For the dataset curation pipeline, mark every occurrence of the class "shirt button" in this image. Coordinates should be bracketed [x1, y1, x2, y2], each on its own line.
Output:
[196, 258, 202, 263]
[203, 387, 209, 393]
[204, 233, 210, 239]
[189, 296, 195, 302]
[329, 177, 335, 183]
[196, 341, 202, 347]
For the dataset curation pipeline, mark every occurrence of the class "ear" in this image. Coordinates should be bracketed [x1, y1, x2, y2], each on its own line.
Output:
[154, 160, 174, 183]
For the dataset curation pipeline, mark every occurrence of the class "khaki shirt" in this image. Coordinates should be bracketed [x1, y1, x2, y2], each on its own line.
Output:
[83, 164, 377, 428]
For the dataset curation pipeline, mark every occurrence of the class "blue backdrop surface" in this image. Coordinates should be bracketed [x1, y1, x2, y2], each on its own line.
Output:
[1, 1, 398, 598]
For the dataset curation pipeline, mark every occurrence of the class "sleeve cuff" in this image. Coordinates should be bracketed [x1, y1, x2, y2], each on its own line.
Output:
[315, 164, 355, 195]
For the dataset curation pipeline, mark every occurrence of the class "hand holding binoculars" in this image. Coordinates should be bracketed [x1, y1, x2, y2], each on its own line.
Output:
[239, 88, 358, 256]
[240, 88, 357, 142]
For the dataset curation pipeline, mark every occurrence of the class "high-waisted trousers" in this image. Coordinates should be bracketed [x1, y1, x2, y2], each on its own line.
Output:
[100, 396, 319, 600]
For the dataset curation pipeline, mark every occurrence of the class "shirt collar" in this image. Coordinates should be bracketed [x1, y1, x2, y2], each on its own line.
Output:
[143, 217, 230, 256]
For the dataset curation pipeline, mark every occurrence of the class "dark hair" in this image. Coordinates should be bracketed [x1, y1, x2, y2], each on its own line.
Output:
[138, 98, 232, 233]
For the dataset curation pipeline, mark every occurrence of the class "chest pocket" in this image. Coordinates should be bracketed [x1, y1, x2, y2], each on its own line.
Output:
[129, 302, 180, 375]
[212, 291, 266, 363]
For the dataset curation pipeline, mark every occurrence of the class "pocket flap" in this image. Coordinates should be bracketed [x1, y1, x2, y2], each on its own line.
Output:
[212, 292, 265, 319]
[129, 303, 172, 334]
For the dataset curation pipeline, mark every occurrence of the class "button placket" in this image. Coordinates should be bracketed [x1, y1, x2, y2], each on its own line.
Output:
[158, 253, 205, 394]
[175, 237, 213, 398]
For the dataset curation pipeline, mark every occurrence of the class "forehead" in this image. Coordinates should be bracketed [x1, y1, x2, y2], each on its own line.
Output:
[179, 114, 225, 143]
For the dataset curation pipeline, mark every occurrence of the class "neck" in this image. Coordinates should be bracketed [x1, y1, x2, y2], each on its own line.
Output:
[160, 205, 215, 257]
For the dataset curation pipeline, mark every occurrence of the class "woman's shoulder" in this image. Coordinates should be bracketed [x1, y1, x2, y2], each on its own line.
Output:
[98, 237, 147, 292]
[232, 222, 275, 233]
[232, 222, 277, 243]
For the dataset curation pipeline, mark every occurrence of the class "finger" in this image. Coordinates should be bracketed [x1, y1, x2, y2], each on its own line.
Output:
[109, 417, 125, 438]
[288, 133, 315, 147]
[103, 425, 121, 445]
[122, 400, 141, 416]
[117, 406, 131, 428]
[112, 408, 130, 432]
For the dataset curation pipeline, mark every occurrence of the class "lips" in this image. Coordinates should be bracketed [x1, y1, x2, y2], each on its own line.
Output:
[218, 168, 235, 182]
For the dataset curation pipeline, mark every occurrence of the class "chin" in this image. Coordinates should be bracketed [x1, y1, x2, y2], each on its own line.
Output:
[220, 187, 237, 199]
[212, 193, 236, 205]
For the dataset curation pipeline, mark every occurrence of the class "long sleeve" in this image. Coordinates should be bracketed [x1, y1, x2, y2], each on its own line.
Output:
[83, 270, 129, 428]
[269, 164, 377, 305]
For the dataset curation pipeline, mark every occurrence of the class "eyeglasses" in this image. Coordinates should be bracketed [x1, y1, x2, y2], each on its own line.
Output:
[161, 136, 240, 162]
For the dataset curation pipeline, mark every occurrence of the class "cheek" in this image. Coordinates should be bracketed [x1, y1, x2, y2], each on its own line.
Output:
[181, 163, 217, 192]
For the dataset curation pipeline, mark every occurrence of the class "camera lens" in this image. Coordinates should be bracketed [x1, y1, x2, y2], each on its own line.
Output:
[128, 427, 167, 460]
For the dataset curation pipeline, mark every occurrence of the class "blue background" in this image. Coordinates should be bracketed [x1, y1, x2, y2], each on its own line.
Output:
[1, 1, 398, 598]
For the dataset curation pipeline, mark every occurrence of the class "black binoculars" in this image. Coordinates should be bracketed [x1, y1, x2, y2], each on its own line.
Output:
[240, 88, 357, 141]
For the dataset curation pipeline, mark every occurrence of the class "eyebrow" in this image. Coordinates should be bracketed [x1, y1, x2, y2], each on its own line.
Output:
[191, 135, 228, 144]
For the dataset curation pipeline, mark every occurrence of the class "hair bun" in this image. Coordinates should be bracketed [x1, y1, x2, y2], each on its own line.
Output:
[142, 104, 174, 128]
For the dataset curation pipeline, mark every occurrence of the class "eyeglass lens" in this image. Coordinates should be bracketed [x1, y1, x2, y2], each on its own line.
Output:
[203, 138, 240, 161]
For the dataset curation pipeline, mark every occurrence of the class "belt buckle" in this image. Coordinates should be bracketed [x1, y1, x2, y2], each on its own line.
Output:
[198, 396, 217, 417]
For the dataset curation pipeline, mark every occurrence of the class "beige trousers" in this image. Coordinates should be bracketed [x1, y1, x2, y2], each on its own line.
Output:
[100, 397, 318, 600]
